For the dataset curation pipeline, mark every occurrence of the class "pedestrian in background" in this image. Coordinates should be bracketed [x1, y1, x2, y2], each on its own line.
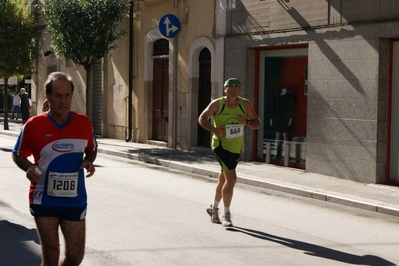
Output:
[19, 88, 31, 124]
[198, 78, 260, 227]
[10, 91, 20, 120]
[42, 98, 50, 112]
[12, 72, 98, 265]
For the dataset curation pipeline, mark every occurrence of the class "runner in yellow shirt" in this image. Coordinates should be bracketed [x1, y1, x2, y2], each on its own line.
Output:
[198, 78, 260, 227]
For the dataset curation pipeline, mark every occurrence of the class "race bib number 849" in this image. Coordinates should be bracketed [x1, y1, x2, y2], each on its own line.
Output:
[225, 124, 244, 139]
[47, 171, 78, 197]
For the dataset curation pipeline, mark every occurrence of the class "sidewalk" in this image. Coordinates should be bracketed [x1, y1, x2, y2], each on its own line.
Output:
[1, 117, 399, 217]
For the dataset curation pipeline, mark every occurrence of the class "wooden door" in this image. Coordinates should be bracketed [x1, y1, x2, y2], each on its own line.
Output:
[152, 59, 169, 141]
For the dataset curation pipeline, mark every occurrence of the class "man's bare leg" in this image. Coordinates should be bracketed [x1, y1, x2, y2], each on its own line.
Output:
[220, 169, 236, 227]
[60, 219, 85, 266]
[222, 169, 237, 209]
[214, 172, 226, 202]
[35, 216, 61, 266]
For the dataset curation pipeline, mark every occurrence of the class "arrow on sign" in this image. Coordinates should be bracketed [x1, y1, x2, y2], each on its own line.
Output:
[164, 17, 179, 37]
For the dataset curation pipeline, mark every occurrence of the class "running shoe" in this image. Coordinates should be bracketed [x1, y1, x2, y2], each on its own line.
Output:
[221, 212, 233, 227]
[206, 204, 221, 224]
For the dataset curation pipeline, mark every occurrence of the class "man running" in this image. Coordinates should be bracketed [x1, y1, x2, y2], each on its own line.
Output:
[198, 78, 260, 227]
[12, 72, 97, 265]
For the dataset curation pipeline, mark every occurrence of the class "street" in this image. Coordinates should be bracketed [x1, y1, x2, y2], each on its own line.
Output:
[0, 134, 399, 266]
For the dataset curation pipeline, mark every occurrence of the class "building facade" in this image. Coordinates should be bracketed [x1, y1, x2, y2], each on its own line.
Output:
[224, 0, 399, 185]
[31, 0, 399, 186]
[32, 1, 230, 148]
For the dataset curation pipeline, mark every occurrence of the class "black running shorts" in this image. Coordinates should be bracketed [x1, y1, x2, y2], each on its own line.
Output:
[213, 144, 240, 173]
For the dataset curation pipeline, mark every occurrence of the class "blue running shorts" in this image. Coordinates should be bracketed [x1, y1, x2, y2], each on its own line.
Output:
[30, 204, 87, 221]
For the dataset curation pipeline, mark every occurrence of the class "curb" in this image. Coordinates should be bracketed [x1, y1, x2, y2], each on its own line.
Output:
[97, 147, 399, 217]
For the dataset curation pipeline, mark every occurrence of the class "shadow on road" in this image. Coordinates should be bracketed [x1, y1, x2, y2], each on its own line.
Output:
[226, 226, 395, 266]
[0, 220, 41, 265]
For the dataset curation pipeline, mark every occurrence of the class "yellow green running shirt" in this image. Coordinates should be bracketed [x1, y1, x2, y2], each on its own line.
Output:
[212, 97, 247, 154]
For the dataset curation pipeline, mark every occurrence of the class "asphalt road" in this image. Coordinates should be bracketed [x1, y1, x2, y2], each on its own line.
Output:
[1, 134, 399, 266]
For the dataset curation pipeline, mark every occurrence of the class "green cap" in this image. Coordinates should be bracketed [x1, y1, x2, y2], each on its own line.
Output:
[224, 78, 241, 87]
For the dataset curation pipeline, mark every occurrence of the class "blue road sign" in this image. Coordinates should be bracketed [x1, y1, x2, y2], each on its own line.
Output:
[158, 14, 181, 38]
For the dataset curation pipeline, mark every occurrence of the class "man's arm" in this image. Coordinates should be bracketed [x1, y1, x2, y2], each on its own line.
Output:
[12, 154, 42, 182]
[198, 100, 225, 138]
[81, 150, 97, 177]
[12, 154, 32, 172]
[198, 102, 215, 133]
[244, 100, 261, 130]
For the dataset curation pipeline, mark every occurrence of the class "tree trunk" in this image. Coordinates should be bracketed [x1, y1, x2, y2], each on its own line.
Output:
[2, 79, 9, 130]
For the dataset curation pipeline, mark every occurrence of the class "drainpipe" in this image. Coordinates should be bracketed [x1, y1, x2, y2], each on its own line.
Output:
[173, 37, 178, 148]
[126, 1, 134, 142]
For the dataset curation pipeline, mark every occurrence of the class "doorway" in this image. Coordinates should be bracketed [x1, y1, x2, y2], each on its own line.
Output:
[197, 48, 212, 147]
[152, 58, 169, 142]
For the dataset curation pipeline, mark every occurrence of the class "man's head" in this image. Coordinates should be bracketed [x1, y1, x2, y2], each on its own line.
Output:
[223, 78, 241, 97]
[19, 88, 26, 95]
[44, 72, 74, 118]
[44, 72, 74, 95]
[223, 78, 241, 88]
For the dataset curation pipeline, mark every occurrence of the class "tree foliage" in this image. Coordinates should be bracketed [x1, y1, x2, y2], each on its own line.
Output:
[0, 0, 38, 78]
[0, 0, 38, 130]
[44, 0, 127, 70]
[43, 0, 127, 117]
